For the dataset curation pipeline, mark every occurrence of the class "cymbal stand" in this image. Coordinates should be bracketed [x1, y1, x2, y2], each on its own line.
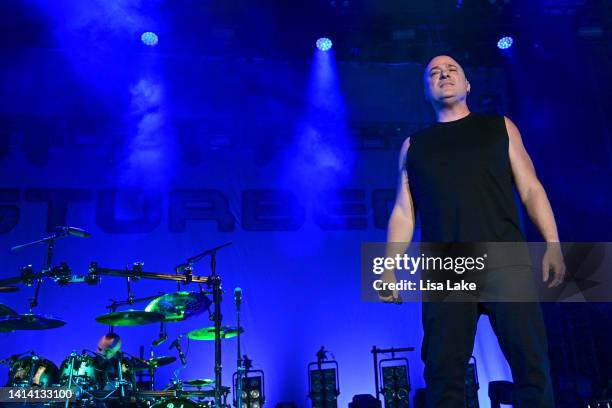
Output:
[106, 292, 164, 313]
[175, 242, 231, 407]
[33, 231, 58, 312]
[209, 249, 223, 407]
[64, 351, 77, 408]
[118, 354, 125, 399]
[90, 241, 232, 408]
[10, 228, 73, 313]
[235, 289, 244, 408]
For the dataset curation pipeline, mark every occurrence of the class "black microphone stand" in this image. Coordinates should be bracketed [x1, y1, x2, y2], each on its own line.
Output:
[235, 289, 243, 408]
[9, 226, 89, 312]
[179, 242, 231, 407]
[13, 229, 65, 312]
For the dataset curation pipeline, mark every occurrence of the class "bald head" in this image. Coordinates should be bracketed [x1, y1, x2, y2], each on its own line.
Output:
[423, 55, 471, 107]
[97, 333, 121, 359]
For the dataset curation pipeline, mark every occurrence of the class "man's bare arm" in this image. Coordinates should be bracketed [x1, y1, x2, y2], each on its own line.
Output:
[380, 137, 416, 300]
[505, 116, 558, 242]
[387, 137, 415, 249]
[505, 116, 565, 286]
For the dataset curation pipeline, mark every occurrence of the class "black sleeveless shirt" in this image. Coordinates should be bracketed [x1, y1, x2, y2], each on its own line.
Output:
[405, 112, 524, 242]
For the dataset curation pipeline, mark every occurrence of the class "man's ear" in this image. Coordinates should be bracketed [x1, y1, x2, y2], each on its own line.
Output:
[466, 80, 471, 94]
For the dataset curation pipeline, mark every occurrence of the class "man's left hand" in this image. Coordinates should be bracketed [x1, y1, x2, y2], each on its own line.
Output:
[542, 243, 566, 288]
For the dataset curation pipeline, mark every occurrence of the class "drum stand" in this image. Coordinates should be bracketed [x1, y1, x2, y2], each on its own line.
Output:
[235, 290, 244, 408]
[117, 354, 126, 399]
[10, 226, 75, 313]
[64, 352, 77, 408]
[89, 242, 232, 408]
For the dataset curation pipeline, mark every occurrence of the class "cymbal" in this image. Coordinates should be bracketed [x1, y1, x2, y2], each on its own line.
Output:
[0, 286, 19, 293]
[150, 355, 176, 367]
[0, 304, 17, 317]
[132, 356, 177, 371]
[0, 304, 18, 333]
[180, 389, 215, 398]
[95, 310, 164, 326]
[145, 291, 211, 322]
[0, 313, 66, 330]
[127, 356, 149, 372]
[184, 378, 214, 387]
[187, 326, 244, 341]
[179, 386, 230, 397]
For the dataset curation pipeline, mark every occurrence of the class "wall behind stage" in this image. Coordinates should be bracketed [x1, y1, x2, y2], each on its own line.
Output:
[0, 50, 512, 406]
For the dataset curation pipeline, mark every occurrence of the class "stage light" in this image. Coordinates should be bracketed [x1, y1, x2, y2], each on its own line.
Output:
[141, 31, 159, 46]
[497, 36, 513, 50]
[381, 365, 410, 408]
[308, 347, 339, 408]
[233, 359, 265, 408]
[316, 37, 333, 52]
[372, 346, 413, 408]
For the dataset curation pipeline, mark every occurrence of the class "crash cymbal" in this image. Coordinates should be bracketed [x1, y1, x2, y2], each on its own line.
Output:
[187, 326, 244, 341]
[0, 286, 19, 293]
[0, 304, 18, 333]
[0, 304, 17, 317]
[184, 378, 214, 387]
[0, 314, 66, 330]
[95, 310, 164, 327]
[145, 291, 211, 322]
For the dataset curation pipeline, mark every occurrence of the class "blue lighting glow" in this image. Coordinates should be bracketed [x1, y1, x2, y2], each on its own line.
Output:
[316, 37, 333, 52]
[497, 36, 514, 50]
[141, 31, 159, 46]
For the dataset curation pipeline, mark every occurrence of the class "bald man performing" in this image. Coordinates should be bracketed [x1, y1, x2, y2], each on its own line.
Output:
[381, 55, 565, 407]
[97, 332, 122, 361]
[95, 333, 135, 393]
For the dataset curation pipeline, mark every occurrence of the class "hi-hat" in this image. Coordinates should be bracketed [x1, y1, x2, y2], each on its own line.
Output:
[0, 314, 66, 330]
[187, 326, 244, 341]
[184, 379, 214, 387]
[95, 310, 164, 326]
[145, 291, 211, 322]
[131, 356, 177, 372]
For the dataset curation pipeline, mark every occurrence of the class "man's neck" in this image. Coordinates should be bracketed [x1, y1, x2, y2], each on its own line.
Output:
[434, 104, 471, 123]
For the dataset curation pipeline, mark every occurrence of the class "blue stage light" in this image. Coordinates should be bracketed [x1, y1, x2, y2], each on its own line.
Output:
[316, 37, 333, 52]
[497, 36, 513, 50]
[141, 31, 159, 46]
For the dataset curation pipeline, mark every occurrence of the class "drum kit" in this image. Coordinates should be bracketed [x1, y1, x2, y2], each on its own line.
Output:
[0, 227, 246, 407]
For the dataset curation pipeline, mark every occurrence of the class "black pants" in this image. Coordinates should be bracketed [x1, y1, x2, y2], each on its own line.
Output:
[421, 302, 554, 408]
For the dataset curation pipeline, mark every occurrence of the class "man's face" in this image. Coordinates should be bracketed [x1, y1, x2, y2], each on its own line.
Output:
[97, 336, 121, 359]
[424, 55, 471, 105]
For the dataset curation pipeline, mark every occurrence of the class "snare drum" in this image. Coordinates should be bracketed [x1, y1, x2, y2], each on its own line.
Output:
[8, 355, 59, 387]
[59, 352, 101, 390]
[101, 357, 135, 392]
